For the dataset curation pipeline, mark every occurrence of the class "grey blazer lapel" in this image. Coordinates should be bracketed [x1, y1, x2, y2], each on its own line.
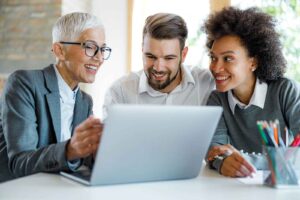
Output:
[72, 90, 87, 134]
[43, 65, 61, 141]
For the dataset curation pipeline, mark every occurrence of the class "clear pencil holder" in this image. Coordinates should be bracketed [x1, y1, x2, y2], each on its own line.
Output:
[263, 146, 300, 188]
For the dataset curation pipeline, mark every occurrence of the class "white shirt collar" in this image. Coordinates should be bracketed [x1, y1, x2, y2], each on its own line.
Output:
[54, 65, 79, 102]
[228, 78, 268, 114]
[138, 65, 195, 96]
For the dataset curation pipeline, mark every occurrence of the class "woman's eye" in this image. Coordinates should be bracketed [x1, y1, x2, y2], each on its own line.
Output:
[209, 55, 216, 61]
[85, 45, 94, 49]
[224, 56, 233, 62]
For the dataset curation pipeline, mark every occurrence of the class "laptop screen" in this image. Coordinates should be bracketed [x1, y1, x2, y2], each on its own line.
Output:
[88, 105, 222, 185]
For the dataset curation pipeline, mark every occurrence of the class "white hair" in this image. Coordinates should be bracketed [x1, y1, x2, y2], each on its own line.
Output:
[52, 12, 104, 43]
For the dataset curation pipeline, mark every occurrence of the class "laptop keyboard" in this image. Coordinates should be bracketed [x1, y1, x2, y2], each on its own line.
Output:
[71, 169, 92, 181]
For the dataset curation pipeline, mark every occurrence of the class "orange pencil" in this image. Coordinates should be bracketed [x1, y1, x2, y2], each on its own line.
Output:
[273, 123, 279, 145]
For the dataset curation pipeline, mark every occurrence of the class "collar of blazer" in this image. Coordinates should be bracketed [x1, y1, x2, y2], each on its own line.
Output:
[43, 64, 60, 93]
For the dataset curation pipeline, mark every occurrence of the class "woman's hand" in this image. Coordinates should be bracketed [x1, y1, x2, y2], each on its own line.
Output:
[207, 144, 256, 177]
[207, 144, 237, 161]
[220, 152, 256, 177]
[66, 116, 103, 161]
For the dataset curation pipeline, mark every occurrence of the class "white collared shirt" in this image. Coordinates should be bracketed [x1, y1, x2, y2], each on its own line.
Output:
[228, 78, 268, 114]
[54, 66, 78, 142]
[103, 65, 215, 118]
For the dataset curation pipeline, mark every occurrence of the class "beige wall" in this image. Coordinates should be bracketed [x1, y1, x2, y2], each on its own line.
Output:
[0, 0, 231, 75]
[0, 0, 61, 74]
[0, 0, 232, 111]
[210, 0, 231, 12]
[86, 0, 128, 117]
[62, 0, 92, 14]
[0, 0, 128, 114]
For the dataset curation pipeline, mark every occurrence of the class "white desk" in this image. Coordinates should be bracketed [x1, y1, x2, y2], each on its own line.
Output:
[1, 165, 299, 200]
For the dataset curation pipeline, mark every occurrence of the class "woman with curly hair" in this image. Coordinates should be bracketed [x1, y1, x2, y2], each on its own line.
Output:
[203, 7, 300, 177]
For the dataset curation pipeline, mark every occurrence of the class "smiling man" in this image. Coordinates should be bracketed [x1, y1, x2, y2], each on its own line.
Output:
[103, 13, 214, 117]
[0, 12, 112, 182]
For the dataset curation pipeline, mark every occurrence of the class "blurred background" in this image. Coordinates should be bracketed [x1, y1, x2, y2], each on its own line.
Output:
[0, 0, 299, 117]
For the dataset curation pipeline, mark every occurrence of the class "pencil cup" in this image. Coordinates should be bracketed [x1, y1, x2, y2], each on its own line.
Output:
[263, 146, 300, 188]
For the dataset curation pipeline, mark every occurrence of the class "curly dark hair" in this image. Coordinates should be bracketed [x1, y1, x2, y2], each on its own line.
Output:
[202, 7, 286, 81]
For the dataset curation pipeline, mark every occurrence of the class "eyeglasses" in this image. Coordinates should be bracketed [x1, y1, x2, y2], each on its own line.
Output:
[59, 40, 112, 60]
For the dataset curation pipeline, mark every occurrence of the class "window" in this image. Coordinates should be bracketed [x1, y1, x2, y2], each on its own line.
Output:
[130, 0, 210, 71]
[232, 0, 300, 81]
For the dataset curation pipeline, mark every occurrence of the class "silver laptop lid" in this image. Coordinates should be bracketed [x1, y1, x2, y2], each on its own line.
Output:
[90, 105, 222, 185]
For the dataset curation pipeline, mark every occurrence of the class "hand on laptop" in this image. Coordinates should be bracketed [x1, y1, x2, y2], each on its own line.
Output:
[207, 144, 256, 177]
[66, 116, 103, 161]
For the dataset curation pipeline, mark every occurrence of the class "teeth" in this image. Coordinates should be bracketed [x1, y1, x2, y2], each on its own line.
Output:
[154, 74, 164, 77]
[85, 65, 97, 71]
[215, 76, 229, 81]
[152, 72, 166, 77]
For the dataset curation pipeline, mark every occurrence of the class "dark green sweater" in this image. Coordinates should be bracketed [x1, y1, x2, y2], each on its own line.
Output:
[208, 78, 300, 170]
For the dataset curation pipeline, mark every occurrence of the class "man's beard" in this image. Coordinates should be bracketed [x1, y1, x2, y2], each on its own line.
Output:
[145, 64, 181, 91]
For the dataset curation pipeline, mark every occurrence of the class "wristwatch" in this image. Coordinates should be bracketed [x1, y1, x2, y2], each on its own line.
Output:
[209, 154, 230, 173]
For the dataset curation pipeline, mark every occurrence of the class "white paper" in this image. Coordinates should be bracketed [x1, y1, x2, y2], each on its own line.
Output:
[237, 171, 264, 185]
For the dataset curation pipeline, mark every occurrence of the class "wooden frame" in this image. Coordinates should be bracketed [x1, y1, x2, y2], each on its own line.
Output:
[127, 0, 134, 73]
[210, 0, 231, 12]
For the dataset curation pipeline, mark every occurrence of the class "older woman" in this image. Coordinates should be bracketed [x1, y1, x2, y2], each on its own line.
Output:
[204, 7, 300, 177]
[0, 12, 111, 182]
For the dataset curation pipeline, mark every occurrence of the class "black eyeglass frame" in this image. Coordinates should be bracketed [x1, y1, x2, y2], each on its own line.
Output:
[59, 41, 112, 60]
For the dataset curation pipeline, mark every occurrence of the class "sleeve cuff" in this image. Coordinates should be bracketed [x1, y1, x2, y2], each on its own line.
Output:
[67, 159, 82, 171]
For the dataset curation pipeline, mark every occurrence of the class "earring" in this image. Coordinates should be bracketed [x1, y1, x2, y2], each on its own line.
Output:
[251, 68, 256, 72]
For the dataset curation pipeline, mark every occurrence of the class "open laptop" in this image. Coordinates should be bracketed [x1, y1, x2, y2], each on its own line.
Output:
[60, 104, 222, 186]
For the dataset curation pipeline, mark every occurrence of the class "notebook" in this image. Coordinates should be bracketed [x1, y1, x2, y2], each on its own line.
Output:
[60, 104, 222, 186]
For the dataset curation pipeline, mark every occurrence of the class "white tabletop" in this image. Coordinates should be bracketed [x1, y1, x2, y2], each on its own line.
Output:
[1, 165, 299, 200]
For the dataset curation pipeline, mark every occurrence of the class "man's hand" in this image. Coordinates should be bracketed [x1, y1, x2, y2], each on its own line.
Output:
[66, 116, 103, 161]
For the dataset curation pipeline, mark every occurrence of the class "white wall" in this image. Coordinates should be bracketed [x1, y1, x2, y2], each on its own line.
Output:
[130, 0, 210, 72]
[62, 0, 92, 14]
[83, 0, 128, 117]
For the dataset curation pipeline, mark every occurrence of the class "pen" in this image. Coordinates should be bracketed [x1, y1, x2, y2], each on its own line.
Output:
[288, 129, 295, 146]
[275, 120, 285, 147]
[285, 127, 289, 147]
[290, 134, 300, 147]
[273, 122, 279, 145]
[256, 121, 268, 145]
[263, 121, 278, 147]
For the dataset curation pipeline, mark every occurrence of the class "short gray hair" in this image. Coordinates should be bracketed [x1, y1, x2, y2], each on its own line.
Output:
[52, 12, 104, 43]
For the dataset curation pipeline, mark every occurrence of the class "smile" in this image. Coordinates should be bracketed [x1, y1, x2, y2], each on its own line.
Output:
[85, 64, 98, 71]
[153, 73, 165, 78]
[215, 76, 229, 81]
[151, 72, 167, 80]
